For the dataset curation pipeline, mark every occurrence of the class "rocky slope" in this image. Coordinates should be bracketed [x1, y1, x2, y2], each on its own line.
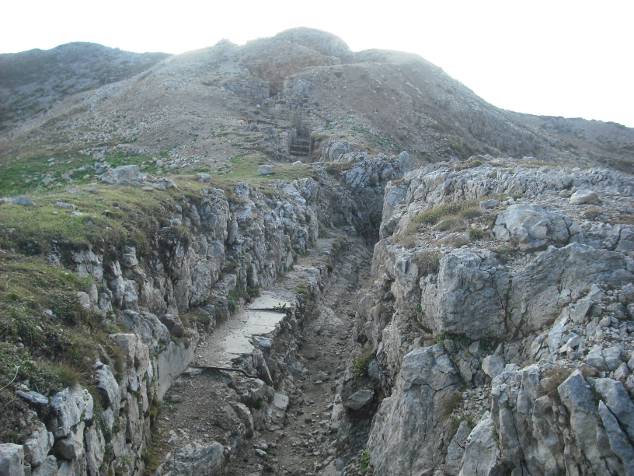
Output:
[335, 157, 634, 475]
[0, 149, 401, 475]
[0, 43, 168, 132]
[1, 29, 633, 172]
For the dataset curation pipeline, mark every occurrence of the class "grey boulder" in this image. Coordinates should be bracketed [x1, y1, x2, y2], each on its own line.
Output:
[100, 165, 146, 185]
[0, 444, 25, 476]
[492, 204, 570, 250]
[570, 189, 600, 205]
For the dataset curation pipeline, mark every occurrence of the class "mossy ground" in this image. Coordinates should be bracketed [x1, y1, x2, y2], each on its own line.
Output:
[212, 153, 313, 185]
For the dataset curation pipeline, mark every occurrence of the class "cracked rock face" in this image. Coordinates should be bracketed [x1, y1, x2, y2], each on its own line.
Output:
[349, 157, 634, 475]
[367, 345, 462, 475]
[421, 248, 510, 340]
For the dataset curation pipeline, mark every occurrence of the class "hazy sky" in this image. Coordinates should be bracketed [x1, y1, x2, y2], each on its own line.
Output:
[2, 0, 633, 127]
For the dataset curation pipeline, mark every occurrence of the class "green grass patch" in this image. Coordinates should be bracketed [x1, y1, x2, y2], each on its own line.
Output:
[0, 153, 92, 196]
[359, 448, 372, 474]
[440, 390, 463, 418]
[0, 181, 202, 255]
[295, 283, 309, 296]
[460, 207, 482, 220]
[435, 217, 463, 232]
[468, 228, 485, 240]
[213, 154, 313, 185]
[405, 200, 479, 235]
[0, 152, 161, 196]
[353, 350, 374, 379]
[414, 250, 441, 275]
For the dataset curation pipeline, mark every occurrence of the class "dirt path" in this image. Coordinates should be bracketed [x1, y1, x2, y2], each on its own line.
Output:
[226, 240, 371, 475]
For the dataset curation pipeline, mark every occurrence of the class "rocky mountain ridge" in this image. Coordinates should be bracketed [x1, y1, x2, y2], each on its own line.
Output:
[1, 28, 633, 173]
[338, 158, 634, 475]
[0, 42, 167, 132]
[0, 27, 634, 476]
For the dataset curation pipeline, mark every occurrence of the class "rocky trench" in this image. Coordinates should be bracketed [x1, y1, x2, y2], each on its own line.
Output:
[4, 152, 634, 476]
[153, 235, 372, 476]
[0, 152, 401, 475]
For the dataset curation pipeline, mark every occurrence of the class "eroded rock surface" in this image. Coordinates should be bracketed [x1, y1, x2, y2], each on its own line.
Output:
[337, 157, 634, 475]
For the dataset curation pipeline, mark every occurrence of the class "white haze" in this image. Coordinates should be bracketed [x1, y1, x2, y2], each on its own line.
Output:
[2, 0, 633, 127]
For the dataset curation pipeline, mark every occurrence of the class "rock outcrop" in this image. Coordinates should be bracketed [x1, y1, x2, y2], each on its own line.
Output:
[339, 157, 634, 475]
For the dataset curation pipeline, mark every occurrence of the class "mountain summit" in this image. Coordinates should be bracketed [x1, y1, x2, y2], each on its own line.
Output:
[0, 28, 632, 171]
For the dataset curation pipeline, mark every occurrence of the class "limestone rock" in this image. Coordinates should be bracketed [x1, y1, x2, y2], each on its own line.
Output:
[0, 444, 25, 476]
[343, 388, 374, 411]
[1, 196, 35, 206]
[95, 363, 120, 411]
[570, 189, 600, 205]
[161, 441, 224, 475]
[479, 199, 499, 209]
[16, 390, 49, 408]
[31, 456, 58, 476]
[49, 386, 93, 438]
[119, 310, 170, 350]
[593, 378, 634, 440]
[23, 422, 53, 467]
[482, 355, 505, 379]
[420, 248, 509, 340]
[257, 164, 273, 176]
[152, 177, 177, 190]
[603, 345, 624, 371]
[323, 141, 352, 162]
[492, 204, 571, 250]
[159, 313, 185, 338]
[367, 345, 461, 475]
[397, 151, 413, 172]
[100, 164, 145, 185]
[508, 243, 632, 334]
[597, 401, 634, 475]
[84, 425, 105, 476]
[558, 370, 623, 474]
[231, 403, 254, 438]
[459, 414, 499, 476]
[268, 391, 290, 427]
[445, 420, 471, 475]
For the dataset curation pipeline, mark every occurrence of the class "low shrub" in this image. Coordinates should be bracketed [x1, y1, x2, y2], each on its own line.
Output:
[353, 350, 374, 379]
[415, 251, 441, 275]
[468, 228, 485, 240]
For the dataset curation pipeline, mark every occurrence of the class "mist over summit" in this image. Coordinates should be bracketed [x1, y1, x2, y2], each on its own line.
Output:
[1, 28, 632, 172]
